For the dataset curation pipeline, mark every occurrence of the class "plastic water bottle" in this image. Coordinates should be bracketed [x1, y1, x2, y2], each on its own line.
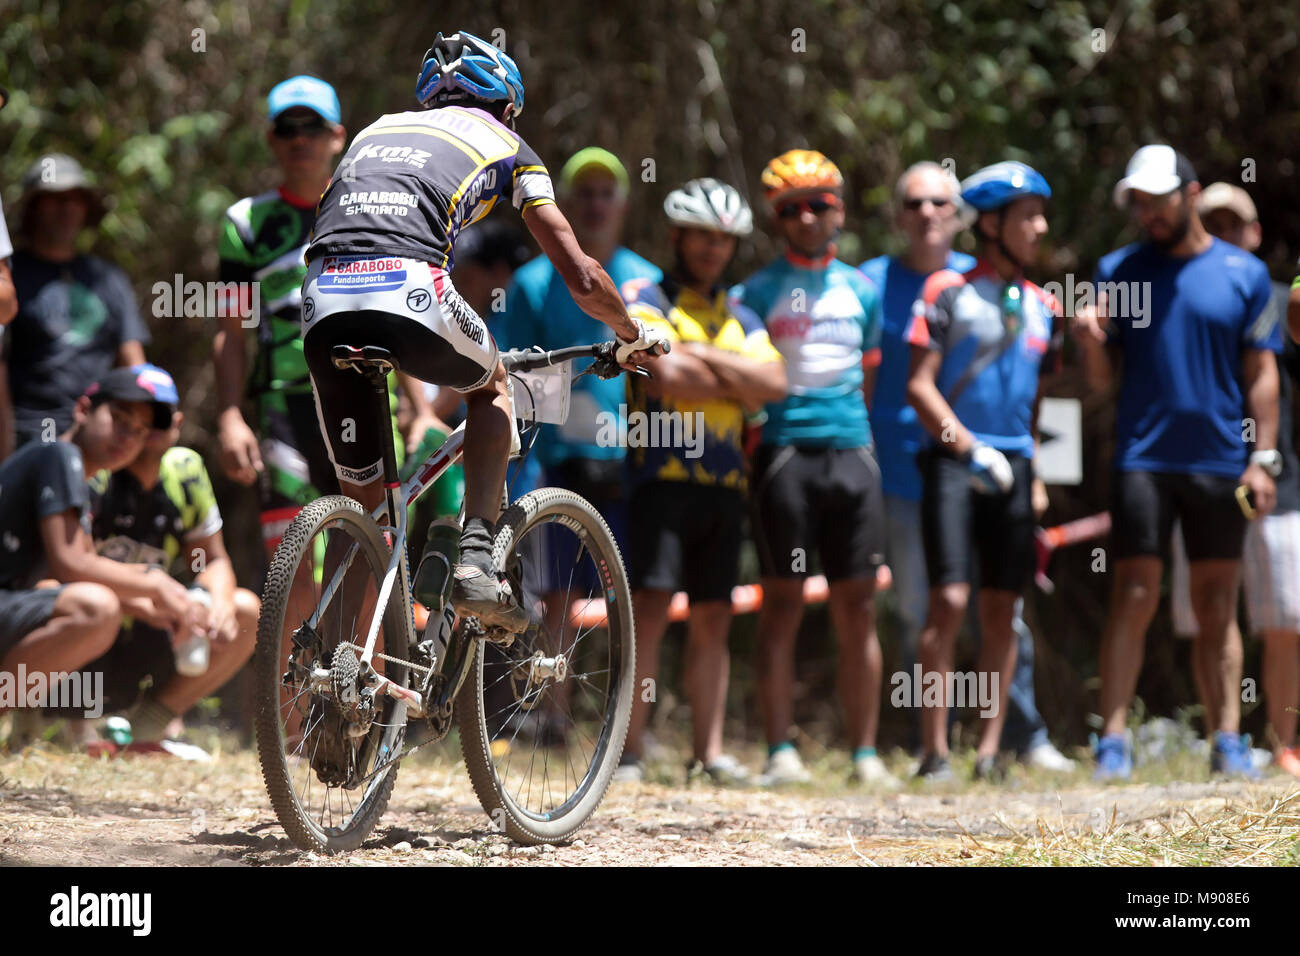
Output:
[174, 586, 212, 678]
[413, 518, 460, 611]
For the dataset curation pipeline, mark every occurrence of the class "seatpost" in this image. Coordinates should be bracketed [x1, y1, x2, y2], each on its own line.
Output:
[365, 368, 400, 488]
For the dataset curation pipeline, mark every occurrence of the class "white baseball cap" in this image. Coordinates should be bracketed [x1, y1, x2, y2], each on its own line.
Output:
[1113, 145, 1198, 208]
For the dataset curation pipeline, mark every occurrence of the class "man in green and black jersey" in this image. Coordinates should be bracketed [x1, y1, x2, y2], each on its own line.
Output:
[213, 75, 441, 554]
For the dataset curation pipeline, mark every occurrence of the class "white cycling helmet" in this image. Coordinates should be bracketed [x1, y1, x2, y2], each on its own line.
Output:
[663, 178, 753, 236]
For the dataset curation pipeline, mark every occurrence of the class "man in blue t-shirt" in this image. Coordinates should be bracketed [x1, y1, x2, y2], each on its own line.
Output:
[501, 147, 661, 533]
[733, 149, 896, 789]
[862, 161, 1072, 773]
[1074, 146, 1284, 780]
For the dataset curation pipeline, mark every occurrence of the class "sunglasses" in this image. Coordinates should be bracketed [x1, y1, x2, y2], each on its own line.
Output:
[902, 196, 952, 211]
[1002, 283, 1023, 337]
[776, 197, 838, 219]
[272, 118, 332, 139]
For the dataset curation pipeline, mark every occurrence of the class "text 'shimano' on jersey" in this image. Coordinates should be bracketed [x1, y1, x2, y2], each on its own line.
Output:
[306, 106, 554, 271]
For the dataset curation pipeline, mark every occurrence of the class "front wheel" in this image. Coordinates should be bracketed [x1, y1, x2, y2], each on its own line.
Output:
[457, 488, 635, 844]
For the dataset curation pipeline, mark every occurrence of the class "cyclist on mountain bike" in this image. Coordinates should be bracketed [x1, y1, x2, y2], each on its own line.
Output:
[301, 31, 666, 629]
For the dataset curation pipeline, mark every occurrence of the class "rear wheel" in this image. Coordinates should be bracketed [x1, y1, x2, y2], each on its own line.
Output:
[254, 495, 412, 853]
[457, 488, 635, 844]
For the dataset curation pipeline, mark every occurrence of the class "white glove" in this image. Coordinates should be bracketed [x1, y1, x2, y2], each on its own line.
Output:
[966, 442, 1014, 494]
[615, 318, 670, 365]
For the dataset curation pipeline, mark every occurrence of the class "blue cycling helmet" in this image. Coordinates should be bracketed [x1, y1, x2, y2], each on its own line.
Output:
[959, 161, 1051, 220]
[416, 31, 525, 117]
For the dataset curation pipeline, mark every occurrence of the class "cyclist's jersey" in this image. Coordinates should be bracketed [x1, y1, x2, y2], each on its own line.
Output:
[218, 187, 318, 397]
[730, 249, 882, 449]
[905, 259, 1058, 456]
[859, 251, 976, 501]
[306, 106, 555, 271]
[88, 447, 223, 583]
[624, 276, 783, 491]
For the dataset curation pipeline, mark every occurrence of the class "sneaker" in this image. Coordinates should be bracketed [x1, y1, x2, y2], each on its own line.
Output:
[1275, 746, 1300, 778]
[915, 753, 954, 782]
[451, 563, 529, 633]
[1022, 741, 1077, 773]
[851, 753, 902, 790]
[972, 754, 1005, 782]
[1210, 731, 1261, 780]
[1093, 733, 1133, 781]
[612, 755, 644, 783]
[688, 753, 751, 786]
[757, 747, 812, 786]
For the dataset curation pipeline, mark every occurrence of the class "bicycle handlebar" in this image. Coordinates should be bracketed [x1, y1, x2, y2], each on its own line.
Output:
[500, 340, 659, 380]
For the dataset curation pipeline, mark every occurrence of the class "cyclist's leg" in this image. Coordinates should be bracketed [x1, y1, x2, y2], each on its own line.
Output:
[917, 449, 974, 759]
[970, 454, 1034, 759]
[820, 447, 886, 756]
[752, 445, 811, 749]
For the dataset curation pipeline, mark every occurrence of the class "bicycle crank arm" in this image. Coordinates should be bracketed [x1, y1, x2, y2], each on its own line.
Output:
[369, 672, 427, 718]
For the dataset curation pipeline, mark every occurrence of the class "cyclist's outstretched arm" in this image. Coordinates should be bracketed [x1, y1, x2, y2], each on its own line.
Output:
[521, 202, 639, 342]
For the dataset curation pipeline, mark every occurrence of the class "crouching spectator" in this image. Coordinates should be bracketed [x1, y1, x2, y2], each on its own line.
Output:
[0, 367, 253, 751]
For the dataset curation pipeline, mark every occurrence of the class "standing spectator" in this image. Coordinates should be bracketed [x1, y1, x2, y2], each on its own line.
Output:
[1074, 146, 1282, 780]
[0, 84, 17, 459]
[861, 161, 1073, 772]
[1166, 183, 1300, 778]
[733, 150, 896, 788]
[617, 179, 786, 783]
[905, 162, 1057, 781]
[501, 147, 661, 538]
[6, 154, 148, 447]
[212, 75, 437, 555]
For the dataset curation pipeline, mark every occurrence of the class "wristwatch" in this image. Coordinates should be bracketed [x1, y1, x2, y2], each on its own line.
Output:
[1250, 449, 1283, 477]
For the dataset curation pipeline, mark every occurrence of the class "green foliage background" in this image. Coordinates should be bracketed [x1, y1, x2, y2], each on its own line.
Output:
[2, 0, 1297, 744]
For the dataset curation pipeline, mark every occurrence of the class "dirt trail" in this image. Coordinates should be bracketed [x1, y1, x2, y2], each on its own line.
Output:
[3, 748, 1297, 866]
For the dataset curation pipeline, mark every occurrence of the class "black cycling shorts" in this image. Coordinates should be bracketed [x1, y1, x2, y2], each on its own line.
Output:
[1112, 469, 1248, 562]
[750, 444, 885, 582]
[919, 448, 1034, 591]
[628, 481, 744, 602]
[303, 308, 495, 486]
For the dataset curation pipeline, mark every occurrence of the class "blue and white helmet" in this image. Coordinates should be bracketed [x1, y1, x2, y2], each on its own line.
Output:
[416, 30, 525, 116]
[959, 161, 1051, 224]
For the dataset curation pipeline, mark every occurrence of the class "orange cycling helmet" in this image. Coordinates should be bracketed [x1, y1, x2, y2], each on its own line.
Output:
[761, 149, 843, 204]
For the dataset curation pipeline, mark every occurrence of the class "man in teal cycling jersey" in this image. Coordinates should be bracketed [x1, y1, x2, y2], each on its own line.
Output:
[732, 149, 896, 789]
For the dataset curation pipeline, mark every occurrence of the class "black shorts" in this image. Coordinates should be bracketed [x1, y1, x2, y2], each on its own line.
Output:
[628, 481, 744, 602]
[750, 444, 885, 582]
[302, 307, 495, 486]
[919, 448, 1034, 591]
[0, 586, 62, 661]
[1112, 469, 1248, 561]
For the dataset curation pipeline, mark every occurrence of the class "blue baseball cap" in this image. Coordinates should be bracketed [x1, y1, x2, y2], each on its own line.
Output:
[85, 363, 179, 429]
[267, 75, 341, 124]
